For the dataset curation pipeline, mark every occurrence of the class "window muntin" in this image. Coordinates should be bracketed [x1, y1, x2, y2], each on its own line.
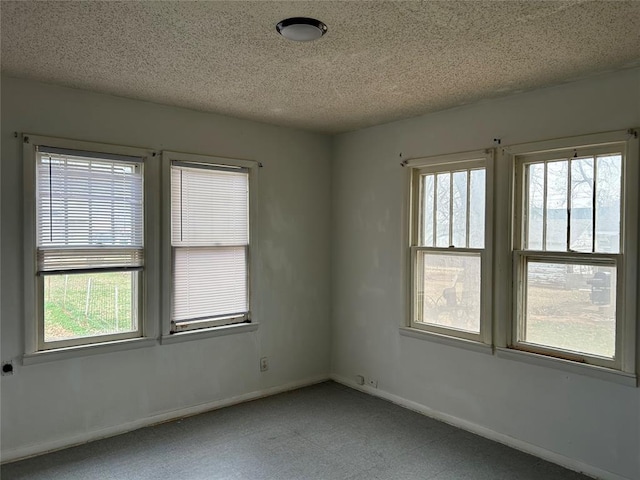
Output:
[35, 147, 144, 349]
[410, 154, 491, 341]
[522, 151, 622, 254]
[170, 162, 250, 332]
[514, 142, 627, 368]
[418, 168, 485, 249]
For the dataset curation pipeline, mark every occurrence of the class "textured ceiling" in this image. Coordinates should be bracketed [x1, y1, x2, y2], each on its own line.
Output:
[2, 1, 640, 134]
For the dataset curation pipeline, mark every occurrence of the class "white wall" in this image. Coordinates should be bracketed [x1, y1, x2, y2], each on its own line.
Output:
[0, 76, 332, 460]
[331, 68, 640, 480]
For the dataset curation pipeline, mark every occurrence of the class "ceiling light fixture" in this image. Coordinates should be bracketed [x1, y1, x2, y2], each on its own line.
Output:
[276, 17, 327, 42]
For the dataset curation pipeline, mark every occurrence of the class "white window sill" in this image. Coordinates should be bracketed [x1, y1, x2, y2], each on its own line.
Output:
[495, 347, 637, 387]
[22, 337, 157, 365]
[399, 327, 493, 355]
[160, 322, 259, 345]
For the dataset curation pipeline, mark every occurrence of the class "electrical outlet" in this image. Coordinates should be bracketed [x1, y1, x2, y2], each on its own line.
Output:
[368, 378, 378, 388]
[355, 375, 365, 385]
[259, 356, 269, 372]
[1, 361, 14, 376]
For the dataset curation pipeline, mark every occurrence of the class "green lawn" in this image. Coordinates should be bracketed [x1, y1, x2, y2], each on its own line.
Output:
[44, 272, 137, 341]
[526, 317, 615, 358]
[525, 286, 615, 358]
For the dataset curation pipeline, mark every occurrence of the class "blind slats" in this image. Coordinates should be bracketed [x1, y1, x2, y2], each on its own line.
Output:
[171, 166, 248, 246]
[36, 152, 144, 273]
[37, 247, 144, 272]
[172, 246, 248, 321]
[171, 163, 249, 323]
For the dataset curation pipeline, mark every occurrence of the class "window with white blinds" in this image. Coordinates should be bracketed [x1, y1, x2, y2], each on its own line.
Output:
[28, 141, 147, 351]
[171, 163, 249, 331]
[36, 148, 144, 273]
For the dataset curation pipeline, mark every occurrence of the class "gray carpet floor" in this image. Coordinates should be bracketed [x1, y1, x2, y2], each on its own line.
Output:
[2, 381, 591, 480]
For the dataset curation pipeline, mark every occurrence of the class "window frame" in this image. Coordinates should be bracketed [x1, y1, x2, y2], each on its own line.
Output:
[160, 151, 259, 339]
[407, 150, 494, 345]
[508, 130, 638, 373]
[23, 134, 158, 355]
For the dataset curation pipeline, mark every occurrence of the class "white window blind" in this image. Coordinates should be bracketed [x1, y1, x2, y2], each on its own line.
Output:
[171, 163, 249, 324]
[36, 149, 144, 273]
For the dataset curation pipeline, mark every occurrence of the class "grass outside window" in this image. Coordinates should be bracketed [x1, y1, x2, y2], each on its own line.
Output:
[44, 272, 138, 342]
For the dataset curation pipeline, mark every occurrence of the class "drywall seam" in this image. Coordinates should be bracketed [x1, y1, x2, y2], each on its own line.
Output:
[1, 374, 330, 464]
[330, 374, 631, 480]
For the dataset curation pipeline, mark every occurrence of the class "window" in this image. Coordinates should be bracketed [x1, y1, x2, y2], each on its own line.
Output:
[512, 132, 638, 372]
[409, 151, 493, 343]
[162, 152, 257, 334]
[24, 136, 151, 351]
[405, 131, 637, 381]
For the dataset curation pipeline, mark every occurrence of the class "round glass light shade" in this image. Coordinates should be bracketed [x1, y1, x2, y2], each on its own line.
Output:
[276, 18, 327, 42]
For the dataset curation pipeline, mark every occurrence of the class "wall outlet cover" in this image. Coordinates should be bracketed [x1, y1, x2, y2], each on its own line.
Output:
[259, 357, 268, 372]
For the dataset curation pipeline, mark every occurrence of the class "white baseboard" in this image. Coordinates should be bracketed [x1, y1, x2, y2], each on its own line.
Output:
[1, 374, 329, 464]
[330, 374, 630, 480]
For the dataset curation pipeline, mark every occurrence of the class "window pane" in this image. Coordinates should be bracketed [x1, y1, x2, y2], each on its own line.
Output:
[524, 152, 623, 254]
[452, 171, 467, 247]
[420, 174, 434, 247]
[468, 169, 485, 248]
[523, 261, 616, 358]
[526, 163, 544, 250]
[173, 246, 247, 321]
[570, 158, 594, 252]
[435, 173, 450, 247]
[595, 155, 621, 253]
[545, 161, 568, 251]
[415, 252, 481, 333]
[44, 272, 138, 342]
